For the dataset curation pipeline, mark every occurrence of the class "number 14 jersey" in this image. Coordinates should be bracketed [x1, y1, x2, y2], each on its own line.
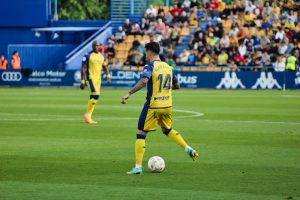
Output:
[142, 60, 179, 109]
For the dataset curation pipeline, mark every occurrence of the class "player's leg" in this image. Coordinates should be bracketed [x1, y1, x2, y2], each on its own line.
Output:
[127, 106, 157, 175]
[84, 79, 100, 124]
[159, 108, 199, 161]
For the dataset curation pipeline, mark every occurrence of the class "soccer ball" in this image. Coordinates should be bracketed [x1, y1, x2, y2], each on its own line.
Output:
[148, 156, 165, 173]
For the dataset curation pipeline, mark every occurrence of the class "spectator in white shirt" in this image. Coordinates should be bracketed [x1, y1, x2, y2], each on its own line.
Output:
[275, 27, 286, 43]
[238, 42, 247, 56]
[245, 1, 256, 14]
[146, 5, 157, 17]
[273, 56, 286, 72]
[278, 42, 288, 55]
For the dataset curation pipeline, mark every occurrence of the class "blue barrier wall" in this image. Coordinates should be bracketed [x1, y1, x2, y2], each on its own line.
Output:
[0, 0, 49, 27]
[1, 70, 299, 90]
[7, 45, 77, 70]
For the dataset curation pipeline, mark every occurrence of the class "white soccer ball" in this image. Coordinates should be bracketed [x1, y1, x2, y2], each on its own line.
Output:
[148, 156, 165, 173]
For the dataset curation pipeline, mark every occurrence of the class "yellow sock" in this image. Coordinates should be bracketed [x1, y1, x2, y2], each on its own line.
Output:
[135, 134, 146, 166]
[86, 98, 98, 116]
[167, 129, 187, 149]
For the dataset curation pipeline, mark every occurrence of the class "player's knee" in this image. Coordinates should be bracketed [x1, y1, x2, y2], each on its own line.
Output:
[162, 128, 172, 136]
[90, 95, 99, 100]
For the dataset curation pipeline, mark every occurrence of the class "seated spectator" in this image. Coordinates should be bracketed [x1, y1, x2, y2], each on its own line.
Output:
[99, 43, 107, 55]
[177, 49, 190, 65]
[275, 26, 286, 43]
[244, 11, 256, 27]
[106, 43, 115, 60]
[263, 1, 272, 17]
[201, 52, 210, 66]
[219, 33, 230, 49]
[190, 0, 199, 9]
[115, 26, 126, 42]
[107, 35, 116, 45]
[209, 0, 219, 19]
[253, 50, 263, 68]
[131, 23, 142, 35]
[234, 51, 246, 66]
[261, 50, 272, 66]
[165, 12, 174, 25]
[157, 5, 165, 15]
[261, 17, 272, 30]
[236, 26, 247, 43]
[213, 26, 223, 39]
[161, 34, 171, 48]
[189, 8, 198, 27]
[0, 55, 8, 70]
[155, 18, 166, 34]
[278, 42, 288, 55]
[125, 48, 141, 66]
[229, 34, 239, 48]
[170, 4, 182, 16]
[123, 18, 132, 34]
[146, 5, 157, 17]
[273, 56, 286, 72]
[207, 33, 218, 46]
[238, 42, 247, 56]
[178, 11, 189, 27]
[140, 18, 150, 34]
[217, 49, 229, 66]
[11, 51, 21, 70]
[171, 27, 181, 45]
[245, 1, 256, 14]
[187, 51, 196, 66]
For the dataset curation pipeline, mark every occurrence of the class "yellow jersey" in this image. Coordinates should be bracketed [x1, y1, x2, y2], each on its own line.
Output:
[142, 60, 178, 109]
[82, 51, 104, 80]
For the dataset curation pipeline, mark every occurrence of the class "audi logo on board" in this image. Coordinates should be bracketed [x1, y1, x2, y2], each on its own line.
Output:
[1, 72, 22, 81]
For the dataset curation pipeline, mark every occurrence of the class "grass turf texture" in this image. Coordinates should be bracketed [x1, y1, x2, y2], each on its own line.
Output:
[0, 88, 300, 200]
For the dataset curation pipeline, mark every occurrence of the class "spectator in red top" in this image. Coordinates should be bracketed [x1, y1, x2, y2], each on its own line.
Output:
[98, 44, 107, 55]
[170, 4, 182, 16]
[11, 51, 21, 70]
[209, 0, 219, 19]
[0, 55, 8, 70]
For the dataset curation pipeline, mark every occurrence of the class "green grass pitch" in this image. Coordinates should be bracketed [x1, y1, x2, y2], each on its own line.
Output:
[0, 88, 300, 200]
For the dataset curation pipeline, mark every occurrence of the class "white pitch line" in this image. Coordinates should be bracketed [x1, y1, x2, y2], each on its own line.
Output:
[0, 109, 204, 121]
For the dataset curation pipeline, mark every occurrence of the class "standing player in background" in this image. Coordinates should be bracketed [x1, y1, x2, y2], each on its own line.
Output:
[80, 41, 111, 124]
[121, 42, 198, 175]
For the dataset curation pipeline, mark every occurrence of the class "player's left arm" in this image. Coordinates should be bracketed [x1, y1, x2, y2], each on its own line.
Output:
[121, 77, 149, 104]
[102, 64, 111, 83]
[172, 71, 180, 90]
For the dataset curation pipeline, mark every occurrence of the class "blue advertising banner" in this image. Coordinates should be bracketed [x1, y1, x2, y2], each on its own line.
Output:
[0, 70, 300, 90]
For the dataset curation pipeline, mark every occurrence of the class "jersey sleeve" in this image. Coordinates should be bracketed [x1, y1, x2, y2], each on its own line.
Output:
[141, 64, 153, 79]
[172, 71, 179, 84]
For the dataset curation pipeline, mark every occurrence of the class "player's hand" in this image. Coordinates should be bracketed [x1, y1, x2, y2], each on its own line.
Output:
[80, 83, 85, 90]
[121, 93, 130, 104]
[107, 77, 111, 84]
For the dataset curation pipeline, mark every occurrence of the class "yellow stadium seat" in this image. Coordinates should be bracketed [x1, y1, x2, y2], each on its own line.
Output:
[180, 27, 190, 36]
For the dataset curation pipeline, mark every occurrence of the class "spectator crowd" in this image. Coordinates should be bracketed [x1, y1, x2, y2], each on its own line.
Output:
[98, 0, 300, 71]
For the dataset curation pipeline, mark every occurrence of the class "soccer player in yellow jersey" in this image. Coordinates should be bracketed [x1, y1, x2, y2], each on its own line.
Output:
[80, 41, 111, 124]
[121, 42, 198, 175]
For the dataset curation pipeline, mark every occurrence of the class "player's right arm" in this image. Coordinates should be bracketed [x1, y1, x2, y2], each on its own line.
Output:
[121, 64, 152, 104]
[80, 55, 88, 90]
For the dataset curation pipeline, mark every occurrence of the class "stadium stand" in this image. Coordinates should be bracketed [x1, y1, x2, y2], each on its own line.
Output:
[106, 0, 299, 72]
